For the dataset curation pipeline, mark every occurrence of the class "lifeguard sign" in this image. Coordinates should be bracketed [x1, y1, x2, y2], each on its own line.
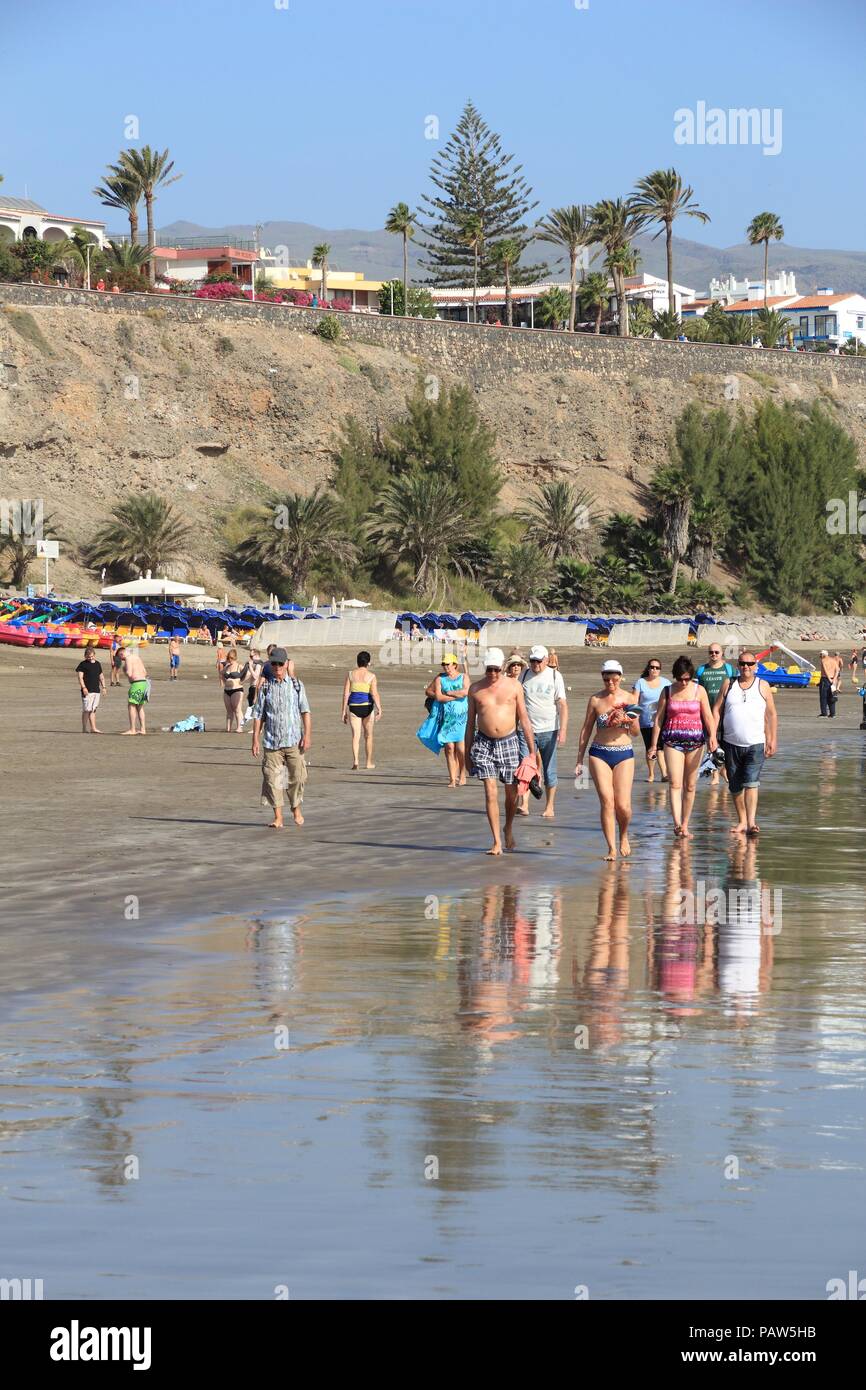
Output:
[35, 538, 59, 592]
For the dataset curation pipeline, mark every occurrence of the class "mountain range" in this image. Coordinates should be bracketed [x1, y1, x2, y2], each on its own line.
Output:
[145, 218, 866, 296]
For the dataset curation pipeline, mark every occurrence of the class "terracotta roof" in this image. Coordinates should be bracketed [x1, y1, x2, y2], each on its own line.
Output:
[723, 295, 797, 312]
[787, 294, 859, 309]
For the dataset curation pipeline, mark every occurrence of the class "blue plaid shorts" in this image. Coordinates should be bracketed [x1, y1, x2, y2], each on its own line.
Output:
[470, 731, 520, 783]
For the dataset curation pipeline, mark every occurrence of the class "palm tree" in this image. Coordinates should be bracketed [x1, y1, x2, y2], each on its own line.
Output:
[236, 487, 355, 596]
[459, 214, 484, 324]
[688, 499, 727, 580]
[106, 238, 152, 273]
[579, 271, 610, 334]
[0, 512, 62, 588]
[517, 480, 596, 560]
[746, 212, 785, 309]
[311, 243, 331, 303]
[590, 198, 648, 337]
[534, 205, 594, 331]
[536, 285, 570, 329]
[651, 309, 682, 339]
[754, 307, 787, 348]
[384, 203, 416, 316]
[631, 169, 710, 314]
[117, 147, 182, 285]
[488, 238, 523, 326]
[554, 558, 599, 610]
[725, 313, 755, 346]
[93, 167, 142, 246]
[649, 465, 693, 595]
[492, 543, 553, 610]
[369, 473, 472, 600]
[85, 493, 191, 577]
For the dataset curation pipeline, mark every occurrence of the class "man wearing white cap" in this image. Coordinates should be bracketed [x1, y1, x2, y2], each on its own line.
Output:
[466, 647, 536, 854]
[517, 645, 568, 818]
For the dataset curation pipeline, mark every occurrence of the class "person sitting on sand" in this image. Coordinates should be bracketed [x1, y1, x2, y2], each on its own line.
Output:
[342, 650, 381, 769]
[465, 648, 536, 855]
[120, 644, 149, 736]
[575, 659, 640, 860]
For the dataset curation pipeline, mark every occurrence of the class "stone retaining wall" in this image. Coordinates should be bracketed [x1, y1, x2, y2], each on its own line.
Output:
[2, 282, 863, 388]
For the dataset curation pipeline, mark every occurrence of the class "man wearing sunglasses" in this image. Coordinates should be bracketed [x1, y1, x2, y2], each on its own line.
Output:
[696, 643, 737, 785]
[712, 652, 777, 838]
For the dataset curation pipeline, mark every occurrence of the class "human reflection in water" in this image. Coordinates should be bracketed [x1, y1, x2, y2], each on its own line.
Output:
[816, 749, 839, 819]
[647, 841, 715, 1018]
[718, 838, 775, 1023]
[244, 915, 302, 1024]
[578, 865, 632, 1047]
[457, 883, 562, 1048]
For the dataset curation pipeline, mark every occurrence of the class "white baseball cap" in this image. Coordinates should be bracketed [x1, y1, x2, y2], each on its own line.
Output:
[528, 644, 548, 660]
[485, 647, 506, 669]
[601, 659, 623, 674]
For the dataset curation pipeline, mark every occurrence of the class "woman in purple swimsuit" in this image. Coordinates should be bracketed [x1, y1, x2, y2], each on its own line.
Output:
[575, 658, 640, 861]
[649, 655, 717, 839]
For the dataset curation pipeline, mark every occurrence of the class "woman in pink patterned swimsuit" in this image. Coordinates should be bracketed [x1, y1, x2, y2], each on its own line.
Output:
[649, 655, 716, 839]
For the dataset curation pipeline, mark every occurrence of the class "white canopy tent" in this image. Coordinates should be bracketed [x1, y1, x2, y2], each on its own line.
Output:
[100, 574, 206, 600]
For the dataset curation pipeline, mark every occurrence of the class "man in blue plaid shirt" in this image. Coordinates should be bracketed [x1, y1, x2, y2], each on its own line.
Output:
[251, 647, 311, 828]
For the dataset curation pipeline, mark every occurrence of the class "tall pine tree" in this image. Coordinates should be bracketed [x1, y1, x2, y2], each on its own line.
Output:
[418, 100, 547, 287]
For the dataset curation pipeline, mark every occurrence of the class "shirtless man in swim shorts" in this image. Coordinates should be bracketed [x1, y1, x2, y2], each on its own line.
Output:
[465, 647, 536, 855]
[121, 645, 149, 735]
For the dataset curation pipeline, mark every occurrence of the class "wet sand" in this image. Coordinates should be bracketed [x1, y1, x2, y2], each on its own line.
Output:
[2, 638, 861, 942]
[3, 640, 866, 1298]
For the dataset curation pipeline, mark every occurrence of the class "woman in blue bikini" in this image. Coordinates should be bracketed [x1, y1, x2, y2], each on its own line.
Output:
[575, 658, 640, 860]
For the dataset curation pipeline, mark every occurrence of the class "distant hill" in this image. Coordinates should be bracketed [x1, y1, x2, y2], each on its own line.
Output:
[143, 217, 866, 296]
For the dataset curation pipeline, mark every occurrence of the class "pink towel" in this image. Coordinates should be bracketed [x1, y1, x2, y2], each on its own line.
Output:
[516, 754, 540, 795]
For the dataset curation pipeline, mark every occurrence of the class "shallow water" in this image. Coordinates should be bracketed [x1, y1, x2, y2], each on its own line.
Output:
[2, 734, 865, 1299]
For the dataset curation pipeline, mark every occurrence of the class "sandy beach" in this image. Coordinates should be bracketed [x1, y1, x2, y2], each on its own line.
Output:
[3, 636, 861, 939]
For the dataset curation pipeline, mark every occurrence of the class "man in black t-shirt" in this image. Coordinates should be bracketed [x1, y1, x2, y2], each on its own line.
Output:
[76, 646, 105, 733]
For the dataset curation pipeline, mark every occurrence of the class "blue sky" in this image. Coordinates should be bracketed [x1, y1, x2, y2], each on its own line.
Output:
[1, 0, 864, 248]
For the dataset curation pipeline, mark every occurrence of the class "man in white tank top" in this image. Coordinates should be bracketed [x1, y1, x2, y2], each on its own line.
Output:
[712, 651, 778, 838]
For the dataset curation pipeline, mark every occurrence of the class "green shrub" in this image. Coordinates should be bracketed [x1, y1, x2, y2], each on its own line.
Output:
[314, 313, 342, 342]
[2, 308, 53, 355]
[337, 353, 360, 372]
[216, 335, 235, 355]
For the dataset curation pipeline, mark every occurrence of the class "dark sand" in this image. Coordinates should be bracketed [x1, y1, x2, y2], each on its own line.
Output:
[1, 638, 859, 939]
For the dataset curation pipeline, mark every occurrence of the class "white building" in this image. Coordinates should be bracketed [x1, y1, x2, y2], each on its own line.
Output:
[708, 270, 797, 303]
[782, 292, 866, 347]
[0, 195, 106, 247]
[429, 272, 695, 327]
[151, 242, 259, 287]
[621, 273, 695, 317]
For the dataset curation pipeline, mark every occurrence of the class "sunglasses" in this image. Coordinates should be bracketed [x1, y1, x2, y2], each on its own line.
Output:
[709, 651, 721, 656]
[486, 666, 502, 673]
[739, 660, 756, 667]
[648, 663, 661, 669]
[271, 661, 286, 668]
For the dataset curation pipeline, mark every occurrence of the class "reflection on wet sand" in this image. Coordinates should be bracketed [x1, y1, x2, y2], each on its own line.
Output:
[1, 762, 865, 1297]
